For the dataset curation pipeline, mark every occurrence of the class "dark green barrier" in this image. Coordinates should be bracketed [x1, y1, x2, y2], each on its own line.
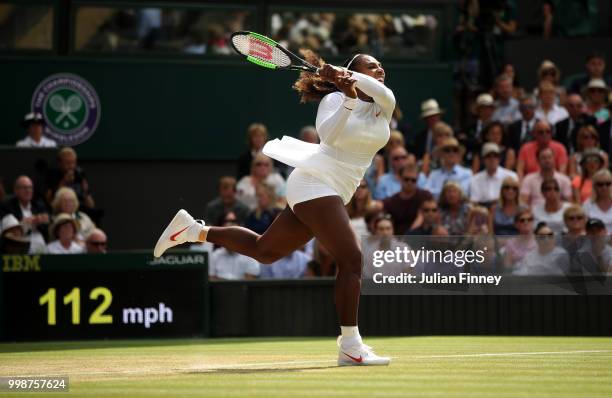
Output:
[210, 279, 612, 337]
[0, 251, 208, 341]
[1, 56, 453, 159]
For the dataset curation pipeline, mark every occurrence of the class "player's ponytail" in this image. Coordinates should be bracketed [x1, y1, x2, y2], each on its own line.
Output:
[293, 49, 337, 103]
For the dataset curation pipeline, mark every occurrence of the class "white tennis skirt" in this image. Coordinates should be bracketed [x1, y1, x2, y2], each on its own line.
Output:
[285, 168, 340, 210]
[263, 136, 372, 209]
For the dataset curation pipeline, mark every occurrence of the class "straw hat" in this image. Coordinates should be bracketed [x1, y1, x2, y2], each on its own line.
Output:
[471, 93, 495, 114]
[49, 213, 80, 240]
[420, 99, 444, 118]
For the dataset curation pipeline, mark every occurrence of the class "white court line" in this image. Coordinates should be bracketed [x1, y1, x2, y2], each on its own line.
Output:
[5, 350, 610, 378]
[415, 350, 612, 359]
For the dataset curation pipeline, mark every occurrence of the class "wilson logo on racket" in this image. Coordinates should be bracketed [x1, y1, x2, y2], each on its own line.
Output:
[231, 31, 319, 73]
[248, 38, 273, 61]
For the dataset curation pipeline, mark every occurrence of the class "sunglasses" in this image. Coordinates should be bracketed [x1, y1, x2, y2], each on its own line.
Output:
[392, 155, 408, 161]
[596, 181, 612, 187]
[443, 147, 459, 153]
[422, 208, 438, 213]
[581, 135, 598, 140]
[255, 162, 270, 167]
[502, 185, 518, 191]
[402, 177, 417, 183]
[518, 217, 534, 223]
[358, 184, 368, 189]
[520, 104, 535, 109]
[566, 215, 585, 221]
[537, 233, 555, 239]
[88, 241, 107, 247]
[542, 186, 560, 192]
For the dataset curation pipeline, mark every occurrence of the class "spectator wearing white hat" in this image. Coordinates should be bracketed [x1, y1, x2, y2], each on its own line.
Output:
[469, 143, 518, 207]
[492, 74, 521, 125]
[15, 112, 57, 148]
[411, 99, 444, 159]
[584, 78, 610, 125]
[0, 214, 30, 254]
[471, 93, 495, 138]
[423, 137, 472, 199]
[45, 213, 85, 254]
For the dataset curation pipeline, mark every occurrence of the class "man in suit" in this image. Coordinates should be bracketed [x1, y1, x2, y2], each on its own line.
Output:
[554, 94, 597, 153]
[411, 99, 444, 159]
[507, 95, 538, 153]
[1, 175, 50, 244]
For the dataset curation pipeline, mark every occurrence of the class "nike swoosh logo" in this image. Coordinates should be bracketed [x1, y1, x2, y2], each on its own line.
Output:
[170, 226, 189, 241]
[343, 352, 363, 363]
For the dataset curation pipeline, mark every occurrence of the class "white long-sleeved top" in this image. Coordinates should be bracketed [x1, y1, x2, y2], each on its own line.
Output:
[263, 71, 395, 203]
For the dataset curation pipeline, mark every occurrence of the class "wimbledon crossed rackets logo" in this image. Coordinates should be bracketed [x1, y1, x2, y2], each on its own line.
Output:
[31, 73, 101, 146]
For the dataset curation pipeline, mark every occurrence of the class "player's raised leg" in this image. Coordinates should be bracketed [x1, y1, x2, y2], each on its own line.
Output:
[154, 207, 313, 264]
[291, 195, 390, 366]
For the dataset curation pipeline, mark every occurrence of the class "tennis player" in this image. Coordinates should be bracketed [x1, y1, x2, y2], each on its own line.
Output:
[155, 52, 394, 366]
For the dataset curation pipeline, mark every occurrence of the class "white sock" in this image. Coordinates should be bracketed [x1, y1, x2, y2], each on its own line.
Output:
[186, 221, 208, 242]
[340, 326, 362, 347]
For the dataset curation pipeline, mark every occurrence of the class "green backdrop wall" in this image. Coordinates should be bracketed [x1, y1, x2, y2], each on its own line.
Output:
[1, 56, 453, 159]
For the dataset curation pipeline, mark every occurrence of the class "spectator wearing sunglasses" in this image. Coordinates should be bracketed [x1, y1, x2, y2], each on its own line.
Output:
[571, 148, 606, 204]
[520, 146, 572, 206]
[423, 137, 472, 200]
[532, 178, 571, 235]
[517, 120, 568, 179]
[373, 146, 422, 200]
[382, 163, 432, 234]
[568, 126, 608, 179]
[534, 60, 566, 106]
[554, 94, 597, 154]
[236, 154, 286, 211]
[470, 143, 518, 208]
[407, 199, 440, 235]
[85, 228, 108, 254]
[513, 222, 570, 276]
[490, 176, 523, 235]
[583, 79, 610, 125]
[582, 169, 612, 232]
[560, 205, 587, 271]
[503, 209, 537, 269]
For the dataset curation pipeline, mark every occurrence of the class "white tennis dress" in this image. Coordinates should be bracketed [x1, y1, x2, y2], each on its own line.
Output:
[263, 71, 395, 210]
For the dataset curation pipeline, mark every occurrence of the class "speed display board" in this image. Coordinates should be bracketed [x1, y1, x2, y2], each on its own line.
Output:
[0, 252, 208, 341]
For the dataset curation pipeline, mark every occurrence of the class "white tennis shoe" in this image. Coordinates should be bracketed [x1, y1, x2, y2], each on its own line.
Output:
[153, 209, 204, 258]
[337, 336, 391, 366]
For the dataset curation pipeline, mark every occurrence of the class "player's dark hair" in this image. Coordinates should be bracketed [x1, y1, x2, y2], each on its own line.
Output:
[293, 51, 365, 103]
[293, 49, 336, 103]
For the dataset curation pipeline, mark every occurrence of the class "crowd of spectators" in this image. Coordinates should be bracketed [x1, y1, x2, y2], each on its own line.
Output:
[3, 3, 612, 279]
[0, 119, 107, 255]
[192, 48, 612, 280]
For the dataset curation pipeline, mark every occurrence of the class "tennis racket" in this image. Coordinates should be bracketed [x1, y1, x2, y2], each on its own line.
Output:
[230, 31, 319, 73]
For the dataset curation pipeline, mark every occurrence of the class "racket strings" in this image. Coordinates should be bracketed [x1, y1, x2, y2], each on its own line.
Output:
[231, 34, 291, 67]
